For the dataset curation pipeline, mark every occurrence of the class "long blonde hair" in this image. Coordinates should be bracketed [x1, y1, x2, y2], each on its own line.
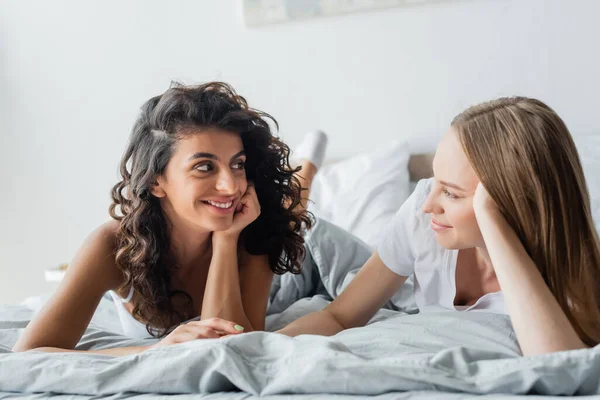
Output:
[452, 97, 600, 347]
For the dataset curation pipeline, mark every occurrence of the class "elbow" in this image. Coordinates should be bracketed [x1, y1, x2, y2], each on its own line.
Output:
[12, 345, 45, 353]
[322, 308, 350, 331]
[11, 341, 36, 352]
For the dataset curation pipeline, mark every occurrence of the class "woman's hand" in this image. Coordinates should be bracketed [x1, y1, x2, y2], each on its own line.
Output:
[215, 185, 261, 240]
[473, 182, 500, 216]
[150, 318, 244, 348]
[473, 182, 511, 251]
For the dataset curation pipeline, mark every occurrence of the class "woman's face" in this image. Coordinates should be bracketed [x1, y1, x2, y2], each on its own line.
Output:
[152, 128, 248, 233]
[421, 128, 484, 249]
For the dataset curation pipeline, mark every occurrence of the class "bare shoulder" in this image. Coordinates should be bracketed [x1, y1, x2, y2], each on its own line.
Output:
[83, 220, 120, 264]
[72, 219, 123, 291]
[93, 219, 120, 243]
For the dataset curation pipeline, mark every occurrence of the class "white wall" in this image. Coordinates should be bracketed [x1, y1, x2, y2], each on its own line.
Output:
[1, 0, 599, 304]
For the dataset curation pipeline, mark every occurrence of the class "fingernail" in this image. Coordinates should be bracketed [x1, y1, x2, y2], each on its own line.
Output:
[234, 324, 244, 331]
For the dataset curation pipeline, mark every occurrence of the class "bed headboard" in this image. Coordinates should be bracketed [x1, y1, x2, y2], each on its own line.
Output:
[408, 153, 434, 182]
[325, 152, 434, 183]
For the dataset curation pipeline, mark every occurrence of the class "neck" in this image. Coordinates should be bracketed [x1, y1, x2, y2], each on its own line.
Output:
[170, 226, 212, 276]
[474, 246, 496, 277]
[161, 202, 212, 278]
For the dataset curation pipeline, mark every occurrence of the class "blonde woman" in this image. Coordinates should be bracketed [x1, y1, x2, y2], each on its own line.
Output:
[279, 97, 600, 355]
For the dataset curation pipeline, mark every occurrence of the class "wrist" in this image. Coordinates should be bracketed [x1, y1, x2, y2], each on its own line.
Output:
[212, 231, 240, 247]
[474, 202, 503, 221]
[475, 206, 512, 240]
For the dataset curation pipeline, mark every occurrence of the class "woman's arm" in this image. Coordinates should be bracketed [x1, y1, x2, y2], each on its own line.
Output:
[28, 346, 151, 355]
[27, 316, 246, 355]
[200, 240, 274, 334]
[200, 233, 253, 330]
[474, 184, 588, 355]
[239, 252, 273, 331]
[278, 251, 408, 336]
[200, 186, 262, 331]
[12, 222, 125, 352]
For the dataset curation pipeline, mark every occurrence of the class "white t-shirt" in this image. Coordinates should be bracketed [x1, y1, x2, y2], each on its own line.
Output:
[378, 178, 506, 314]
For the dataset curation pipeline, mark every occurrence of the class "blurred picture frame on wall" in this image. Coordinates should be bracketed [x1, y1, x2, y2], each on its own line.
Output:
[243, 0, 457, 27]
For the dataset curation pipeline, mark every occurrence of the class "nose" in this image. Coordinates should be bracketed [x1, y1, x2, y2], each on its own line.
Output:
[215, 168, 239, 194]
[421, 190, 443, 215]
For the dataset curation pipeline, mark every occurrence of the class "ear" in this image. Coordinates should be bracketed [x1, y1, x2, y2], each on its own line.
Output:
[150, 176, 167, 198]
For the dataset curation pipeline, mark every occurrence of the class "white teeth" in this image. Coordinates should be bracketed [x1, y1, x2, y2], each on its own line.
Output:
[206, 200, 233, 209]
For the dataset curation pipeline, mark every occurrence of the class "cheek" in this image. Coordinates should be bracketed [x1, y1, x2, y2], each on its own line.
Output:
[189, 179, 211, 196]
[446, 202, 477, 230]
[238, 176, 248, 194]
[451, 203, 483, 243]
[164, 178, 189, 198]
[176, 179, 212, 206]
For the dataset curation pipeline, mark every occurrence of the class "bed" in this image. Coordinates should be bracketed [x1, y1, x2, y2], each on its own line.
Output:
[1, 140, 599, 399]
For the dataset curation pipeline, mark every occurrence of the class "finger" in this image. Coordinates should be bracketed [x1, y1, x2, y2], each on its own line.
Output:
[246, 185, 257, 198]
[189, 318, 245, 334]
[241, 187, 259, 212]
[179, 327, 220, 340]
[193, 327, 220, 339]
[238, 198, 251, 215]
[215, 330, 236, 336]
[219, 334, 235, 339]
[171, 332, 200, 344]
[235, 201, 244, 213]
[248, 187, 260, 209]
[199, 319, 244, 334]
[180, 323, 221, 338]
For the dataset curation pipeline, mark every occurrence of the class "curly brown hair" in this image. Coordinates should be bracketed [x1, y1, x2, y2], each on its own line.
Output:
[109, 82, 311, 337]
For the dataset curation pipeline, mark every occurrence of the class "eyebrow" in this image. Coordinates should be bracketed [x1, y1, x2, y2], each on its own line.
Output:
[438, 180, 467, 192]
[188, 150, 246, 162]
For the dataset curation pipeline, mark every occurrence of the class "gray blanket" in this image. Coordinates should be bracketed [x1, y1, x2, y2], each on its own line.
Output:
[1, 219, 599, 397]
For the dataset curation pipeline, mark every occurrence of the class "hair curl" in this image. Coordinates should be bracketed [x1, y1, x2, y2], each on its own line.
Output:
[109, 82, 311, 337]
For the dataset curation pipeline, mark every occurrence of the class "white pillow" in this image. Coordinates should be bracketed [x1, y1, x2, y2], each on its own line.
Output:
[308, 141, 411, 248]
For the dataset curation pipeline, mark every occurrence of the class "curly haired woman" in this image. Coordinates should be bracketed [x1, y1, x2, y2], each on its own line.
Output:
[14, 82, 327, 355]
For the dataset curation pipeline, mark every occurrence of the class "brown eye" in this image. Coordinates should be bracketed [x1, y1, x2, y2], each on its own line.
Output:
[232, 161, 245, 170]
[195, 163, 213, 172]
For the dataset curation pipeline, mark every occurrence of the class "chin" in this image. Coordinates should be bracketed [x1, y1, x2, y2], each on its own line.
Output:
[196, 216, 234, 232]
[434, 235, 462, 250]
[208, 221, 234, 232]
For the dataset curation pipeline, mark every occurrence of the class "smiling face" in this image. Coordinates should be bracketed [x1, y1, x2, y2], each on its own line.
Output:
[151, 128, 248, 233]
[421, 127, 484, 249]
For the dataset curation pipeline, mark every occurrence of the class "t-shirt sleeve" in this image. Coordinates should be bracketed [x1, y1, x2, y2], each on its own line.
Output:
[377, 180, 428, 276]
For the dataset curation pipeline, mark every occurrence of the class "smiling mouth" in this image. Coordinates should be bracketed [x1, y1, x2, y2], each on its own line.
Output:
[431, 219, 453, 231]
[432, 220, 451, 228]
[202, 200, 234, 209]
